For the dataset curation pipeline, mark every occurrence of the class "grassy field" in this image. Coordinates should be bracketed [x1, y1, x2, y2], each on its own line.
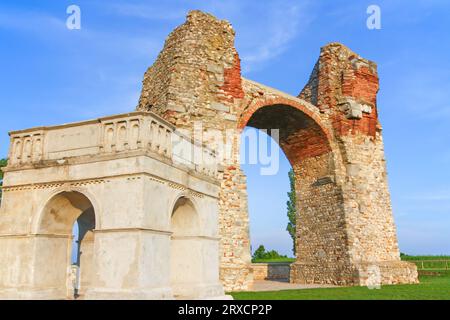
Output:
[232, 256, 450, 300]
[401, 255, 450, 260]
[401, 255, 450, 270]
[231, 271, 450, 300]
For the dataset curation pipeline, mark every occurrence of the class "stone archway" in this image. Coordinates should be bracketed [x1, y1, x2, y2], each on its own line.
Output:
[236, 101, 354, 285]
[169, 195, 226, 299]
[0, 108, 228, 300]
[35, 191, 96, 299]
[170, 196, 203, 299]
[136, 10, 418, 292]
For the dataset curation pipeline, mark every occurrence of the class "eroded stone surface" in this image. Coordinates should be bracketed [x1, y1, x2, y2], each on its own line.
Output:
[137, 10, 418, 290]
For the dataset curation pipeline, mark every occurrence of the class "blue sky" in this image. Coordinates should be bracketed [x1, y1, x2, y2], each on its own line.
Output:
[1, 0, 449, 256]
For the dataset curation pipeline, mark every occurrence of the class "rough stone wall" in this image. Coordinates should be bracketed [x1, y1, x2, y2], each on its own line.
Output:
[252, 263, 291, 281]
[290, 153, 356, 285]
[138, 10, 242, 130]
[297, 43, 418, 285]
[218, 165, 252, 291]
[138, 11, 253, 291]
[137, 11, 418, 290]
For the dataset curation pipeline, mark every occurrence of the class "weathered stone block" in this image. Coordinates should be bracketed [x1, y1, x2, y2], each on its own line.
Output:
[211, 102, 230, 112]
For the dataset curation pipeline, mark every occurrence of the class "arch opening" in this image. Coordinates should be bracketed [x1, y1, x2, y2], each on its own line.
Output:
[245, 104, 331, 165]
[37, 191, 96, 299]
[239, 103, 336, 283]
[170, 196, 203, 298]
[241, 127, 294, 261]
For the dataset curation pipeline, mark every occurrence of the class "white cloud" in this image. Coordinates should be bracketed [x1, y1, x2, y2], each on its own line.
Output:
[0, 1, 316, 125]
[241, 6, 301, 65]
[102, 0, 316, 73]
[0, 8, 160, 59]
[234, 1, 315, 73]
[0, 7, 158, 125]
[107, 2, 186, 21]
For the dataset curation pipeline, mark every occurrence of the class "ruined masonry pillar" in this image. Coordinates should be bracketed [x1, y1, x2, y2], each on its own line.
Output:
[218, 166, 252, 291]
[293, 43, 418, 285]
[84, 229, 173, 300]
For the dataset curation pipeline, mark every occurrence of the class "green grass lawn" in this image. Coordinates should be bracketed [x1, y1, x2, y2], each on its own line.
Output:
[400, 255, 450, 270]
[231, 267, 450, 300]
[401, 255, 450, 260]
[231, 271, 450, 300]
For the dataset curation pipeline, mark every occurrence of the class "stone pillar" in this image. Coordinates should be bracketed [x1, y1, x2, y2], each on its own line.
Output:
[171, 235, 225, 298]
[334, 133, 418, 285]
[79, 231, 94, 295]
[77, 208, 96, 296]
[0, 236, 34, 299]
[290, 152, 357, 285]
[218, 167, 253, 291]
[293, 43, 418, 285]
[0, 234, 72, 299]
[84, 229, 173, 300]
[170, 196, 226, 299]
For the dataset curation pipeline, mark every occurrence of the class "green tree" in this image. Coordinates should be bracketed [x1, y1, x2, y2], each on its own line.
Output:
[286, 169, 297, 256]
[252, 245, 288, 261]
[252, 245, 267, 260]
[0, 158, 7, 202]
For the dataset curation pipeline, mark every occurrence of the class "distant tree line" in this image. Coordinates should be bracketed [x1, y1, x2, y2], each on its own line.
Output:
[252, 245, 288, 261]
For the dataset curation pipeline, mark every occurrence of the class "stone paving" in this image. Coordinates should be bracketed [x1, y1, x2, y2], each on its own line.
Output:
[249, 280, 336, 292]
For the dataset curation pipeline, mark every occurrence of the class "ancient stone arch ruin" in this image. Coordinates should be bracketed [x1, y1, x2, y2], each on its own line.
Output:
[137, 10, 418, 291]
[0, 10, 417, 299]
